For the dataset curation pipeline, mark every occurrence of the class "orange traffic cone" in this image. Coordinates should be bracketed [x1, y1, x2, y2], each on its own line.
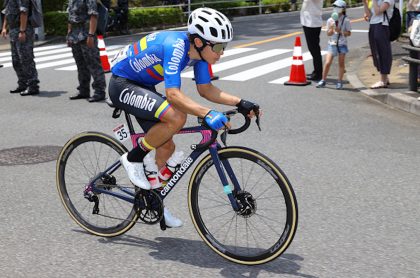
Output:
[208, 63, 219, 81]
[97, 35, 111, 73]
[284, 36, 311, 86]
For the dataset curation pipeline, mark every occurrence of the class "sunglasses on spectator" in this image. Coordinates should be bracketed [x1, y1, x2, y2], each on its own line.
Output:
[206, 41, 228, 53]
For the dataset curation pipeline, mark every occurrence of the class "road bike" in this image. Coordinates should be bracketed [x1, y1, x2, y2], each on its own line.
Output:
[56, 103, 298, 265]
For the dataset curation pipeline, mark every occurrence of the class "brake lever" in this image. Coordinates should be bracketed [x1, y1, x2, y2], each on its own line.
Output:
[254, 108, 261, 131]
[220, 115, 231, 147]
[221, 128, 228, 147]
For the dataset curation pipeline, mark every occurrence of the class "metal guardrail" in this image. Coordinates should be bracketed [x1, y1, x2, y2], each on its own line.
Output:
[402, 43, 420, 92]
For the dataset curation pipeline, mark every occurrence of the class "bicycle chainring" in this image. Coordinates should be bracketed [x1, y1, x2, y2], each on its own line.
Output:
[135, 190, 163, 225]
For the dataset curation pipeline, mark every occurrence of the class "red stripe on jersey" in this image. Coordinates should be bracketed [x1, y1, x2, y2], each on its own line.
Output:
[147, 68, 164, 81]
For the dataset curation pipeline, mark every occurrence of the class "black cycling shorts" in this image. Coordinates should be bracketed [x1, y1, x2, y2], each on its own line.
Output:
[108, 75, 171, 132]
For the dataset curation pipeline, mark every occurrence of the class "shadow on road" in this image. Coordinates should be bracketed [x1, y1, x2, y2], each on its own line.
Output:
[95, 234, 317, 278]
[36, 91, 67, 98]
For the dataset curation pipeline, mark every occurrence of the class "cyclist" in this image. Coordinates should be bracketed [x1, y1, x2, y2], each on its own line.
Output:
[108, 7, 260, 228]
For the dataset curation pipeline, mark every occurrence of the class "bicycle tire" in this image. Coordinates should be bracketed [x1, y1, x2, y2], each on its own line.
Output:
[56, 132, 139, 237]
[188, 146, 298, 265]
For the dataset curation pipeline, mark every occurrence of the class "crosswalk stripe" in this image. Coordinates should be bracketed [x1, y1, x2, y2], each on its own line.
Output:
[181, 49, 291, 78]
[56, 65, 78, 71]
[1, 48, 121, 69]
[0, 45, 122, 63]
[269, 76, 290, 84]
[219, 47, 256, 57]
[221, 51, 327, 81]
[0, 44, 68, 58]
[0, 44, 71, 58]
[36, 49, 120, 69]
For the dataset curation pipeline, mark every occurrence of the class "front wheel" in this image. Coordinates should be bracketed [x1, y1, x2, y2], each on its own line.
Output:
[188, 147, 298, 265]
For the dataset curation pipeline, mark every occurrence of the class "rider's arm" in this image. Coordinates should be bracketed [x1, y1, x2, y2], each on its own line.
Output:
[165, 87, 211, 118]
[196, 83, 241, 106]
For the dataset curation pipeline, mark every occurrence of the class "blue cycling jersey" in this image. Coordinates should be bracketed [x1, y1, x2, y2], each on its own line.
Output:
[111, 31, 211, 88]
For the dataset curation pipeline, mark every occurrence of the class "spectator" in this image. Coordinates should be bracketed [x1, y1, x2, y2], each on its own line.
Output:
[301, 0, 324, 81]
[291, 0, 298, 11]
[118, 0, 128, 35]
[67, 0, 106, 102]
[316, 0, 351, 90]
[1, 0, 40, 96]
[102, 0, 111, 10]
[363, 0, 394, 88]
[406, 0, 420, 30]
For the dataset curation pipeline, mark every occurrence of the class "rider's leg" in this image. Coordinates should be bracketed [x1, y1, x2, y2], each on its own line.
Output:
[155, 139, 175, 169]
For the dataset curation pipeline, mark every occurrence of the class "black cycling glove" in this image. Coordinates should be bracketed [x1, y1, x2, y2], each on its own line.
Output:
[236, 99, 259, 115]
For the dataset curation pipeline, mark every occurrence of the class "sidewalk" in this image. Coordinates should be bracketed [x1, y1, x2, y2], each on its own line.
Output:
[346, 38, 420, 117]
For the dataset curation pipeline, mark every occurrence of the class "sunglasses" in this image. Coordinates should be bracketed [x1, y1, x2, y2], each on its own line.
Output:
[206, 41, 228, 53]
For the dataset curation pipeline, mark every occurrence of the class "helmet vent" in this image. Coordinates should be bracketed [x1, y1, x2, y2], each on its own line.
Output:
[216, 12, 226, 21]
[221, 30, 226, 39]
[215, 18, 222, 25]
[198, 16, 209, 22]
[226, 26, 231, 38]
[210, 27, 218, 38]
[202, 9, 212, 15]
[195, 24, 204, 35]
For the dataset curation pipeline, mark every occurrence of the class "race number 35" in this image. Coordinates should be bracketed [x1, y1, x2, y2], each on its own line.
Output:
[113, 123, 130, 143]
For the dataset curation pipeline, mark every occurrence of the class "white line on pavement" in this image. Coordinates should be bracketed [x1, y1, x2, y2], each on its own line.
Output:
[181, 48, 290, 78]
[222, 51, 327, 81]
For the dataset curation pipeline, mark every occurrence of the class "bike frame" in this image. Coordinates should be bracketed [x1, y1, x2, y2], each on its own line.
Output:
[89, 111, 240, 211]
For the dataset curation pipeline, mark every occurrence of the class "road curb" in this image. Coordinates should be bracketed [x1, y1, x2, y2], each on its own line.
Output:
[347, 44, 420, 117]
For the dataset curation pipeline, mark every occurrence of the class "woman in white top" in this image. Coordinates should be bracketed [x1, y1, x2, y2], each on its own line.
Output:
[363, 0, 394, 89]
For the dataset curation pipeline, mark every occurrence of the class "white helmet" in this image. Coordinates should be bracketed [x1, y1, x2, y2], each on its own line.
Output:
[188, 8, 233, 43]
[332, 0, 346, 8]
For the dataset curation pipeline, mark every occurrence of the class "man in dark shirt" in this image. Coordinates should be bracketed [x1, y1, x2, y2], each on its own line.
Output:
[67, 0, 106, 102]
[1, 0, 40, 95]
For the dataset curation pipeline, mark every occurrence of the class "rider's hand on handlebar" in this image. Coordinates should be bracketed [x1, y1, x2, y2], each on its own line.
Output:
[204, 110, 229, 131]
[236, 99, 261, 118]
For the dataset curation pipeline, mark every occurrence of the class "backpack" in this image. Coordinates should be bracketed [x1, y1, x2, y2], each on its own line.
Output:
[29, 0, 43, 28]
[96, 0, 109, 35]
[384, 4, 402, 42]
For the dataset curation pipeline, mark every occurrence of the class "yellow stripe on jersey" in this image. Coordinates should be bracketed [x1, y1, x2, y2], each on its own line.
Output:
[140, 37, 147, 51]
[153, 64, 164, 76]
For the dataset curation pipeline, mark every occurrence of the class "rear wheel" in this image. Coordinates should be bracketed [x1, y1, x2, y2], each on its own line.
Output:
[56, 132, 139, 237]
[188, 147, 298, 265]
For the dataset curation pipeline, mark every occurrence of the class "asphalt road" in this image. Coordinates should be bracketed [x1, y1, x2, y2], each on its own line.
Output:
[0, 7, 419, 278]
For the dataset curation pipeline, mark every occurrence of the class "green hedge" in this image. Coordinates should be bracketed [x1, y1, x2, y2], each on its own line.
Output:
[262, 0, 291, 12]
[43, 7, 184, 36]
[128, 7, 185, 28]
[44, 11, 69, 36]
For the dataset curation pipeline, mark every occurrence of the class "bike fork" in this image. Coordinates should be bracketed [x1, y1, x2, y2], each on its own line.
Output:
[209, 146, 240, 211]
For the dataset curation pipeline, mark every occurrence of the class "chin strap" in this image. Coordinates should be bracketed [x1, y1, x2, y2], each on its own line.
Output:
[192, 35, 207, 62]
[194, 43, 206, 61]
